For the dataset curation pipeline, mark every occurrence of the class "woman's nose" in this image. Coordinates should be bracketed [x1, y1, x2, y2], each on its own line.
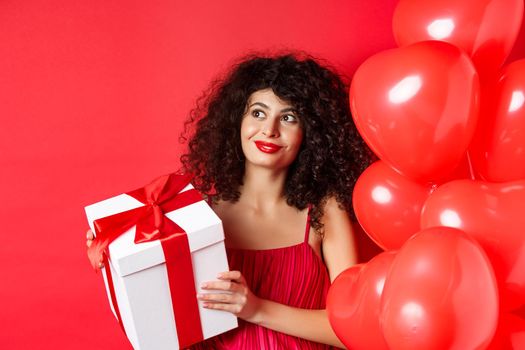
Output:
[262, 118, 279, 137]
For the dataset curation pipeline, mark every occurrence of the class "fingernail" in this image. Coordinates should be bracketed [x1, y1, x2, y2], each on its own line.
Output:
[201, 282, 208, 288]
[216, 273, 223, 278]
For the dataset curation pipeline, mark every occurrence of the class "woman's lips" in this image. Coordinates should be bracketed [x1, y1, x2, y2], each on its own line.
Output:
[254, 141, 283, 154]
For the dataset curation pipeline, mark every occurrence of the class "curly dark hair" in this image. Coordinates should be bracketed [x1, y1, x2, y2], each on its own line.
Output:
[179, 52, 373, 235]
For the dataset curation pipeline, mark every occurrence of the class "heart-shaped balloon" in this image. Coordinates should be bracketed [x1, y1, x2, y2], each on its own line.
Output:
[393, 0, 524, 79]
[350, 40, 479, 183]
[380, 227, 499, 350]
[353, 161, 433, 250]
[327, 251, 396, 350]
[487, 313, 525, 350]
[470, 59, 525, 182]
[421, 179, 525, 311]
[437, 153, 476, 183]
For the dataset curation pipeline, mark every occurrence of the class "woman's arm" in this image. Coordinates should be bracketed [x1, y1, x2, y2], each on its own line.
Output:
[251, 299, 344, 347]
[198, 197, 357, 348]
[321, 196, 358, 282]
[199, 271, 345, 348]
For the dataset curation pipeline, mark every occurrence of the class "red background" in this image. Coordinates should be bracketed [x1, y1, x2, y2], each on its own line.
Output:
[1, 1, 523, 349]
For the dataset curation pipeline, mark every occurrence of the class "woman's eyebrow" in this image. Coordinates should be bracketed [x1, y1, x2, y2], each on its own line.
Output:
[250, 102, 297, 113]
[249, 102, 296, 113]
[249, 102, 270, 109]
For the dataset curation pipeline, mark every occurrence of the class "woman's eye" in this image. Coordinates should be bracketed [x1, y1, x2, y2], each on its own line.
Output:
[282, 114, 298, 123]
[252, 110, 265, 118]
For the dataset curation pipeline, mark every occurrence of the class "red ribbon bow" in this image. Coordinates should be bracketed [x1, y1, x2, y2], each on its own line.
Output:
[87, 173, 205, 348]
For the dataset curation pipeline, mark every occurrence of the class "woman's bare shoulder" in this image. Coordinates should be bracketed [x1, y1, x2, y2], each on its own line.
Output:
[207, 197, 238, 220]
[320, 196, 357, 280]
[320, 196, 347, 222]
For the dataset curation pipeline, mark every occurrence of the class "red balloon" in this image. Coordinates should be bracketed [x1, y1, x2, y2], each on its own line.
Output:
[350, 40, 479, 183]
[470, 59, 525, 182]
[327, 251, 396, 350]
[393, 0, 524, 78]
[353, 161, 433, 250]
[487, 313, 525, 350]
[380, 227, 499, 350]
[421, 179, 525, 311]
[438, 153, 476, 182]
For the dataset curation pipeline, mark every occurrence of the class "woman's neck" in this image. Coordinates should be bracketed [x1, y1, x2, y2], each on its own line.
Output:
[238, 163, 288, 211]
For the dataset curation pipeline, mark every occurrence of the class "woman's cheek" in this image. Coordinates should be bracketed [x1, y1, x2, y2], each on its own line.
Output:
[240, 120, 259, 140]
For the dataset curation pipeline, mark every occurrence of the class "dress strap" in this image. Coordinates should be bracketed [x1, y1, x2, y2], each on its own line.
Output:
[304, 204, 312, 243]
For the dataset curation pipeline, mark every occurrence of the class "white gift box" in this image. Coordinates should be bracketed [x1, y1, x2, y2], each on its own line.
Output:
[85, 183, 237, 350]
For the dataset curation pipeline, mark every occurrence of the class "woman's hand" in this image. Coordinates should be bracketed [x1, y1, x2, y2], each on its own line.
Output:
[86, 229, 104, 269]
[197, 270, 262, 323]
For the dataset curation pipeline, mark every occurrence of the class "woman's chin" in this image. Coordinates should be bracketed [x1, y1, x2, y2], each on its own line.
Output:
[245, 158, 291, 171]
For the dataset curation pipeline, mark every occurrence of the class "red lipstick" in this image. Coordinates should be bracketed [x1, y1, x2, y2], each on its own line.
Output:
[254, 141, 282, 154]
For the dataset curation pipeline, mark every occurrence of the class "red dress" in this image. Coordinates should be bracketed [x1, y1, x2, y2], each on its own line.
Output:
[190, 207, 334, 350]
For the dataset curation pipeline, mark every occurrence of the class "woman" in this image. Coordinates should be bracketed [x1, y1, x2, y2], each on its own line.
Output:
[181, 53, 372, 349]
[87, 53, 372, 349]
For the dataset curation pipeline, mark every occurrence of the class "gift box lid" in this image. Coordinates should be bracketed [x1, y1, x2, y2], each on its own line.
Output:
[85, 184, 224, 277]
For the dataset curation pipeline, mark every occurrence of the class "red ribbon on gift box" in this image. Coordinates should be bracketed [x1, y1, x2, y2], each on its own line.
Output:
[87, 173, 205, 348]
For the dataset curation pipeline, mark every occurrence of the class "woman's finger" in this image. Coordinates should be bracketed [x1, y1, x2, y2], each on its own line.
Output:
[86, 229, 94, 240]
[197, 292, 238, 304]
[202, 302, 242, 314]
[201, 280, 243, 293]
[217, 270, 244, 283]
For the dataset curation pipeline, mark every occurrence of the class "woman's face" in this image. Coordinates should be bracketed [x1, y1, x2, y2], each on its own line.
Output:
[240, 88, 304, 171]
